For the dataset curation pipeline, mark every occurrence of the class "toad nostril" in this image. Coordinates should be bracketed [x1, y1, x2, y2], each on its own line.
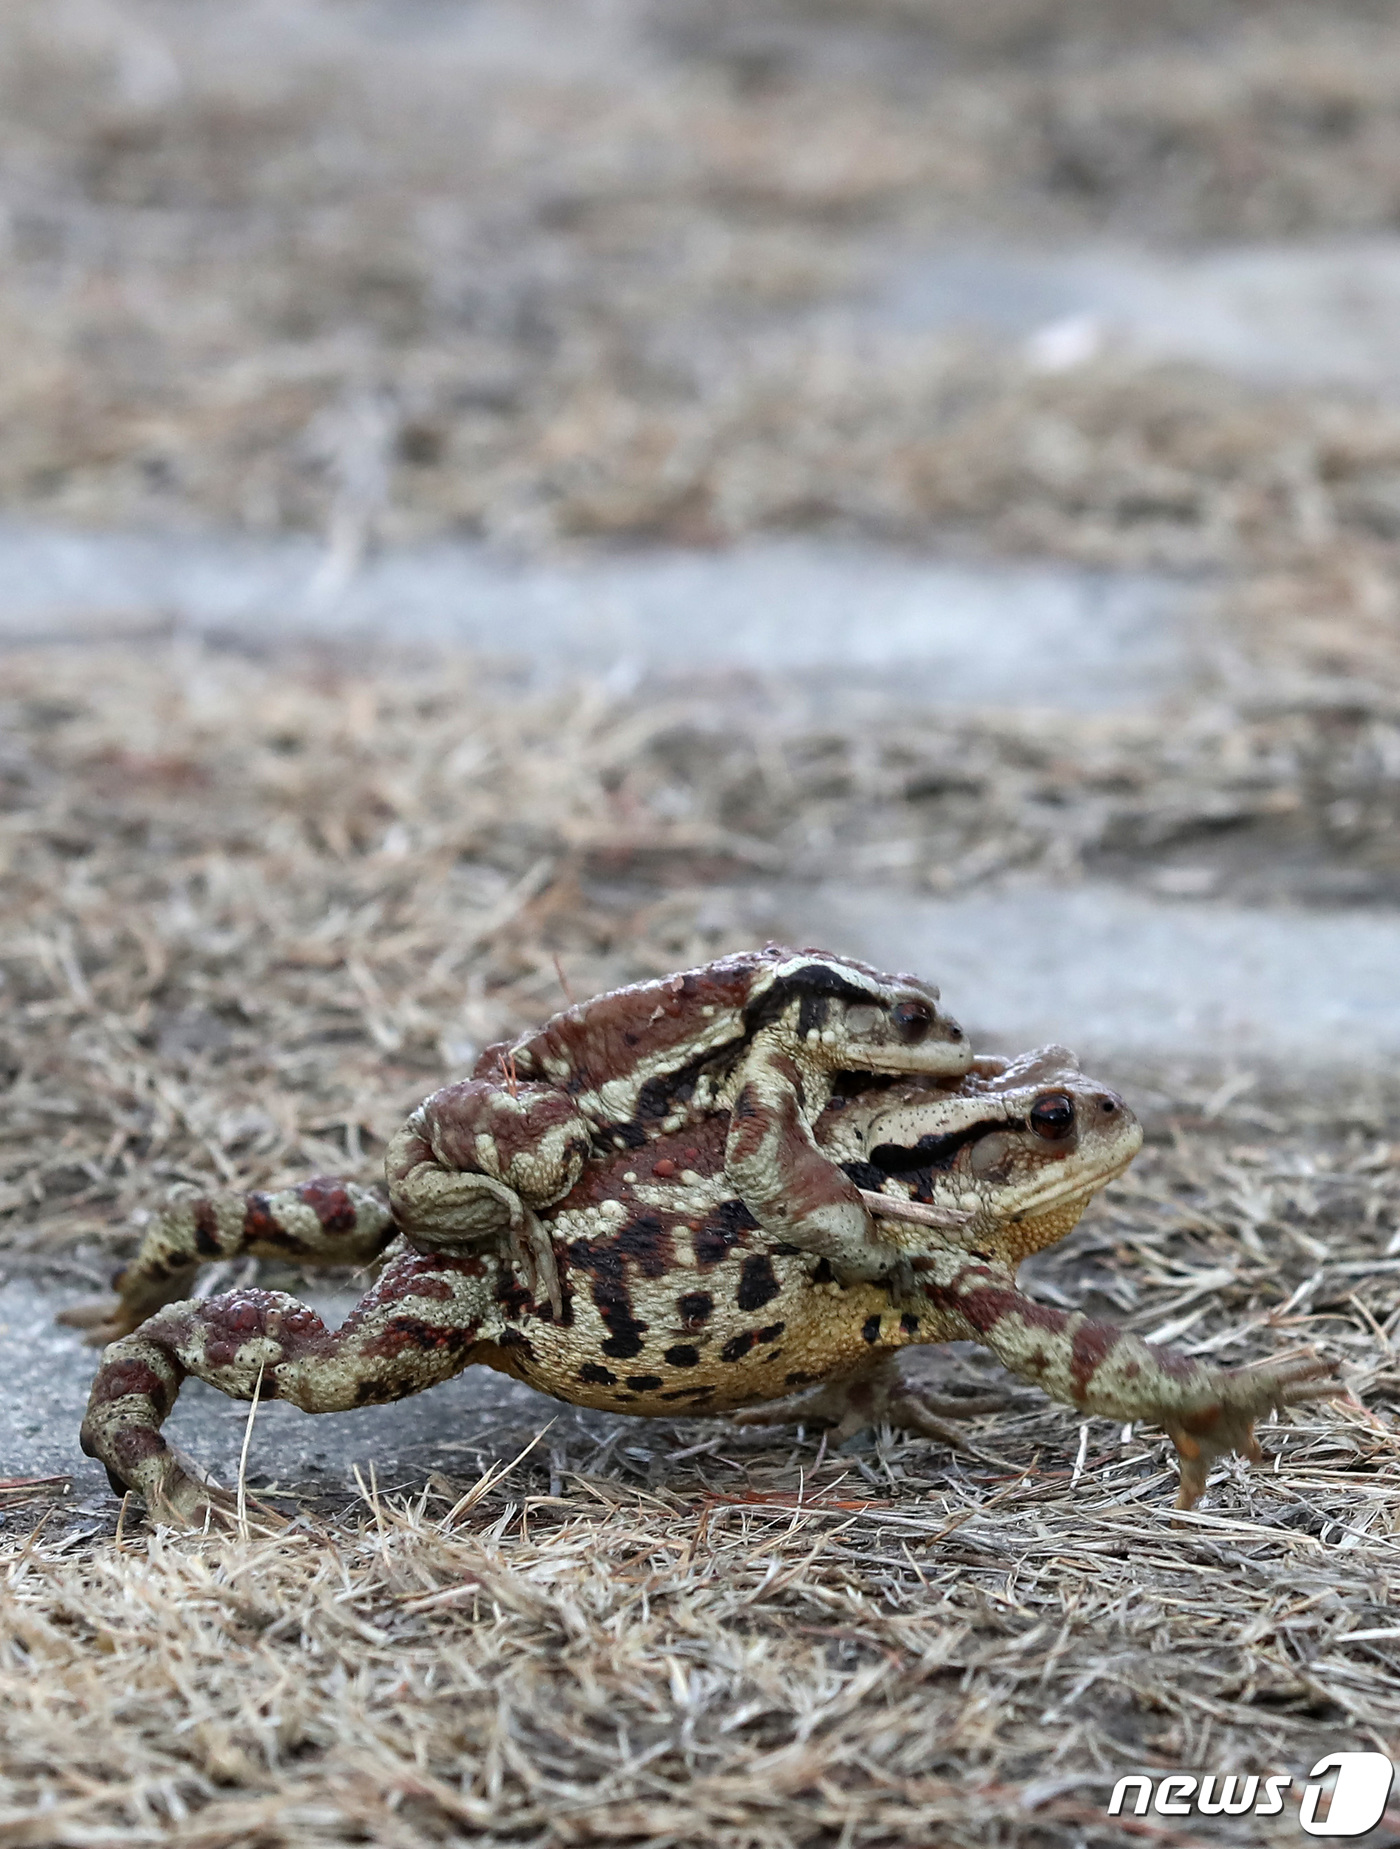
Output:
[1099, 1096, 1118, 1114]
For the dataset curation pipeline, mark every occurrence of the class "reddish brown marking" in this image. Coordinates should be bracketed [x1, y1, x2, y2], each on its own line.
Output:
[363, 1317, 477, 1360]
[1069, 1321, 1121, 1401]
[727, 1086, 767, 1165]
[205, 1293, 271, 1334]
[109, 1427, 166, 1470]
[1178, 1402, 1224, 1438]
[197, 1288, 280, 1367]
[766, 1050, 807, 1112]
[300, 1177, 359, 1235]
[89, 1357, 174, 1414]
[243, 1194, 280, 1242]
[388, 1131, 433, 1181]
[1153, 1343, 1200, 1381]
[922, 1276, 1068, 1339]
[357, 1250, 483, 1311]
[547, 1112, 730, 1214]
[397, 1270, 455, 1302]
[527, 954, 767, 1095]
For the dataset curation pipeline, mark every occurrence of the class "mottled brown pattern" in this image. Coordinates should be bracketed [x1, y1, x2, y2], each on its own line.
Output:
[1068, 1319, 1125, 1400]
[301, 1177, 360, 1234]
[88, 1357, 173, 1415]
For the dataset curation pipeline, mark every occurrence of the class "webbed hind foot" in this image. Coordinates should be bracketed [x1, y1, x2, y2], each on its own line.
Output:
[735, 1352, 1014, 1464]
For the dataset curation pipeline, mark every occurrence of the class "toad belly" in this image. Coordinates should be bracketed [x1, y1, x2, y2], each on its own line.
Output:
[475, 1240, 928, 1417]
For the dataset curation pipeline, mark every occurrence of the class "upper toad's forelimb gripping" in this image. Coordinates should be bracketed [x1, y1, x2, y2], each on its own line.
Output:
[399, 1079, 595, 1208]
[914, 1252, 1341, 1507]
[725, 1040, 886, 1281]
[57, 1178, 397, 1347]
[80, 1250, 494, 1526]
[386, 1081, 593, 1314]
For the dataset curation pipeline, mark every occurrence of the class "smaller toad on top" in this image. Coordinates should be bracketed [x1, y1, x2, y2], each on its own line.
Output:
[387, 945, 972, 1309]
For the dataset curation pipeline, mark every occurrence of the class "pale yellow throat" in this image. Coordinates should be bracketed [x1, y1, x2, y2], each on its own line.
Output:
[993, 1199, 1089, 1265]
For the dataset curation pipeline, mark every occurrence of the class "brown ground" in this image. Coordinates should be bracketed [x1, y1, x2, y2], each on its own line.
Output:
[4, 645, 1400, 1845]
[7, 2, 1400, 1843]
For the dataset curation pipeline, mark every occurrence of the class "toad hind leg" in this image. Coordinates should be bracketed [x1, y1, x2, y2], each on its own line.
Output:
[736, 1350, 1014, 1463]
[387, 1086, 592, 1316]
[58, 1177, 397, 1346]
[80, 1248, 492, 1528]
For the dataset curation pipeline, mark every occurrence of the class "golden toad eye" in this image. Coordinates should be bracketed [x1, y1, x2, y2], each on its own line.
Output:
[890, 998, 934, 1043]
[1029, 1091, 1075, 1139]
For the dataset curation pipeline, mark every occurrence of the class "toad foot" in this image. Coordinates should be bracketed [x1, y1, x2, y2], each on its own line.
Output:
[1163, 1355, 1342, 1510]
[735, 1352, 1014, 1464]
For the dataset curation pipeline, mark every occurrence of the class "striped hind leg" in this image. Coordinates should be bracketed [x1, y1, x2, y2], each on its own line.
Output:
[80, 1247, 494, 1527]
[58, 1177, 397, 1345]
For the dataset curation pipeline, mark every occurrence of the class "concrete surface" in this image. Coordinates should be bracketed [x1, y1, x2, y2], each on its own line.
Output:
[789, 881, 1400, 1070]
[2, 1276, 629, 1515]
[0, 523, 1197, 712]
[876, 238, 1400, 390]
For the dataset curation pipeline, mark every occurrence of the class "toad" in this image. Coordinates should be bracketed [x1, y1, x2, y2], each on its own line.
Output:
[385, 945, 973, 1309]
[70, 1047, 1337, 1525]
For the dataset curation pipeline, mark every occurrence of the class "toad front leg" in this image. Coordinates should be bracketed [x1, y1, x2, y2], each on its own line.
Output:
[736, 1350, 1013, 1462]
[387, 1080, 594, 1315]
[80, 1249, 494, 1527]
[921, 1253, 1341, 1507]
[725, 1036, 891, 1282]
[746, 1253, 1341, 1508]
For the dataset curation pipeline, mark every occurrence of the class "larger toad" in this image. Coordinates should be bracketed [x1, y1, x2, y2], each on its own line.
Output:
[72, 1047, 1337, 1526]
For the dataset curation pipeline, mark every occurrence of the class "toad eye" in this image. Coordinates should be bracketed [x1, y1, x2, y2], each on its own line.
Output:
[1029, 1091, 1075, 1139]
[890, 998, 935, 1043]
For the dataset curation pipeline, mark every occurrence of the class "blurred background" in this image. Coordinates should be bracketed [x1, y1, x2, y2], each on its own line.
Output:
[6, 0, 1400, 1489]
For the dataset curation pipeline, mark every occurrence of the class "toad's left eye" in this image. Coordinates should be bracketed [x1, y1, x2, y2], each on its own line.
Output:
[1029, 1092, 1075, 1139]
[890, 999, 934, 1043]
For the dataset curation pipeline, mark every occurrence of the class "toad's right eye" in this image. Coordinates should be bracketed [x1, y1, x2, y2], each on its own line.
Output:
[890, 999, 934, 1043]
[1029, 1092, 1075, 1139]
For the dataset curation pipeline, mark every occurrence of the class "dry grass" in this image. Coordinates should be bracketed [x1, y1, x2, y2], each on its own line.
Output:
[4, 641, 1400, 1841]
[9, 0, 1400, 581]
[4, 1417, 1400, 1849]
